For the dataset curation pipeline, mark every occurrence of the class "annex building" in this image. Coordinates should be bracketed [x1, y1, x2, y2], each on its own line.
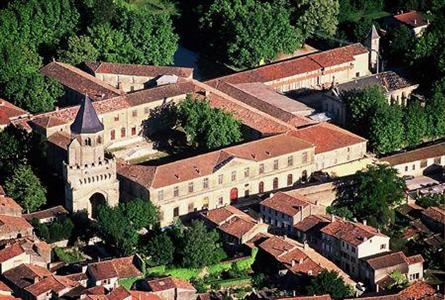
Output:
[21, 43, 372, 226]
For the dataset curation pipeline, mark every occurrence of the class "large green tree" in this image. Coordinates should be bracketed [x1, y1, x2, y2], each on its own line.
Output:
[178, 95, 242, 150]
[58, 35, 99, 66]
[0, 126, 32, 177]
[4, 164, 46, 213]
[202, 0, 302, 68]
[425, 83, 445, 139]
[146, 232, 175, 265]
[403, 101, 427, 147]
[331, 164, 406, 229]
[369, 105, 404, 154]
[179, 220, 226, 268]
[292, 0, 340, 38]
[123, 198, 158, 230]
[306, 270, 353, 300]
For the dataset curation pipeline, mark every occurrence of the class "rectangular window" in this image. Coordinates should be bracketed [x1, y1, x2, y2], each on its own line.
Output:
[173, 186, 179, 197]
[203, 178, 209, 189]
[244, 190, 249, 197]
[131, 127, 137, 136]
[244, 167, 250, 178]
[412, 164, 415, 170]
[434, 157, 441, 164]
[121, 128, 126, 138]
[287, 156, 294, 167]
[273, 160, 279, 170]
[203, 197, 209, 209]
[114, 115, 119, 121]
[302, 152, 308, 163]
[380, 244, 386, 250]
[188, 182, 194, 193]
[188, 203, 194, 213]
[218, 174, 223, 185]
[405, 166, 409, 172]
[132, 110, 138, 117]
[421, 160, 427, 168]
[173, 207, 179, 217]
[144, 107, 150, 114]
[110, 130, 115, 140]
[231, 171, 236, 181]
[259, 164, 265, 174]
[158, 190, 164, 201]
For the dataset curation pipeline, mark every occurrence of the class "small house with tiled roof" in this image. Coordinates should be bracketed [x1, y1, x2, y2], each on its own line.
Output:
[201, 205, 268, 246]
[142, 277, 196, 300]
[0, 214, 33, 241]
[420, 206, 445, 234]
[394, 11, 429, 37]
[360, 251, 424, 292]
[2, 263, 52, 297]
[0, 99, 29, 131]
[320, 217, 390, 278]
[23, 205, 68, 224]
[0, 195, 23, 217]
[293, 214, 332, 251]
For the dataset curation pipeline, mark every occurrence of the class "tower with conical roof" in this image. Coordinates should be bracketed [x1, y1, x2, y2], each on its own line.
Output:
[365, 24, 380, 73]
[63, 94, 119, 218]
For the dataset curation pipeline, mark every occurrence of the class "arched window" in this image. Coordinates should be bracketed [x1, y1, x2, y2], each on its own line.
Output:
[97, 136, 102, 144]
[230, 188, 238, 201]
[287, 174, 293, 186]
[258, 181, 264, 193]
[110, 130, 116, 140]
[302, 170, 308, 182]
[273, 177, 279, 190]
[121, 127, 126, 138]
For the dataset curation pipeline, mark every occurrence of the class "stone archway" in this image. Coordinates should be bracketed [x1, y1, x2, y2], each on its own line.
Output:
[89, 192, 106, 219]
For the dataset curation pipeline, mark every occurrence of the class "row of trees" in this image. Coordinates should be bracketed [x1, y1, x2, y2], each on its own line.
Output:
[344, 84, 445, 155]
[0, 0, 178, 113]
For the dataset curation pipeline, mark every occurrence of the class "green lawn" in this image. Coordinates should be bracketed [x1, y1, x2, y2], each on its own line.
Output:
[119, 276, 143, 290]
[209, 277, 251, 288]
[346, 10, 391, 22]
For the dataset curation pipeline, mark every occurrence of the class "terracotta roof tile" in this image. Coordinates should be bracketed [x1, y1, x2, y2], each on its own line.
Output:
[382, 143, 445, 166]
[321, 218, 387, 246]
[146, 277, 196, 292]
[23, 205, 68, 222]
[0, 280, 12, 292]
[274, 295, 331, 300]
[118, 133, 313, 189]
[41, 62, 123, 101]
[2, 264, 52, 289]
[0, 195, 22, 212]
[87, 256, 142, 281]
[394, 11, 428, 27]
[106, 286, 131, 300]
[0, 215, 33, 236]
[407, 254, 424, 264]
[0, 99, 28, 126]
[365, 251, 409, 270]
[291, 122, 366, 154]
[84, 61, 193, 78]
[294, 215, 331, 232]
[0, 243, 25, 263]
[126, 81, 198, 106]
[261, 192, 310, 217]
[24, 275, 78, 297]
[421, 207, 445, 225]
[130, 290, 161, 300]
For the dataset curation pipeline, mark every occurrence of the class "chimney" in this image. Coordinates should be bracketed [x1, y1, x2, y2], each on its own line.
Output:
[299, 258, 304, 264]
[291, 260, 296, 267]
[204, 90, 211, 97]
[363, 219, 367, 226]
[331, 214, 335, 222]
[303, 240, 309, 251]
[414, 19, 417, 25]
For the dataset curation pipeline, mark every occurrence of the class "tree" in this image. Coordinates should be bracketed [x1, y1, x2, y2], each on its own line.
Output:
[178, 95, 242, 150]
[386, 25, 415, 66]
[146, 232, 174, 265]
[369, 105, 404, 154]
[425, 85, 445, 139]
[417, 194, 445, 208]
[4, 164, 46, 213]
[292, 0, 340, 38]
[202, 0, 302, 68]
[306, 270, 353, 300]
[403, 101, 427, 147]
[118, 9, 178, 65]
[123, 198, 158, 230]
[333, 164, 406, 229]
[179, 220, 226, 268]
[96, 204, 139, 255]
[388, 270, 408, 290]
[343, 85, 387, 138]
[0, 126, 32, 177]
[58, 35, 99, 66]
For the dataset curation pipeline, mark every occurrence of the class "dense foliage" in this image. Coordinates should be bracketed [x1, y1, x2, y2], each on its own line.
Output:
[328, 164, 406, 229]
[4, 164, 47, 213]
[33, 218, 75, 243]
[306, 270, 353, 300]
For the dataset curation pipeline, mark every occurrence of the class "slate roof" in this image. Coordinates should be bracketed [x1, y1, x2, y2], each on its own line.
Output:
[70, 94, 104, 134]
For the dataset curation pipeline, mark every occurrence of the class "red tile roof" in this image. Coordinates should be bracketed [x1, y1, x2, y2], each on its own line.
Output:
[0, 99, 28, 126]
[346, 281, 438, 300]
[146, 277, 196, 292]
[2, 263, 52, 289]
[118, 133, 313, 189]
[126, 81, 198, 106]
[421, 207, 445, 225]
[207, 44, 367, 85]
[261, 192, 310, 217]
[259, 236, 323, 276]
[0, 215, 33, 236]
[406, 254, 424, 264]
[274, 295, 331, 300]
[294, 215, 331, 232]
[0, 195, 22, 212]
[365, 251, 409, 270]
[24, 275, 78, 297]
[84, 61, 193, 78]
[0, 280, 12, 292]
[41, 62, 123, 101]
[130, 290, 161, 300]
[106, 286, 131, 300]
[321, 218, 387, 246]
[0, 243, 25, 263]
[394, 11, 428, 28]
[382, 143, 445, 166]
[23, 205, 68, 222]
[87, 256, 142, 281]
[291, 122, 366, 154]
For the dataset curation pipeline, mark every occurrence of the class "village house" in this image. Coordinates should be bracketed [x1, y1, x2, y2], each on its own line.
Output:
[394, 11, 429, 37]
[320, 218, 390, 279]
[0, 195, 23, 217]
[0, 99, 29, 131]
[23, 206, 68, 224]
[86, 255, 143, 289]
[2, 263, 52, 298]
[273, 296, 331, 300]
[23, 275, 79, 300]
[0, 280, 13, 297]
[260, 192, 312, 234]
[293, 215, 332, 252]
[360, 251, 424, 292]
[142, 277, 196, 300]
[0, 214, 33, 241]
[200, 205, 268, 246]
[0, 243, 29, 274]
[381, 142, 445, 177]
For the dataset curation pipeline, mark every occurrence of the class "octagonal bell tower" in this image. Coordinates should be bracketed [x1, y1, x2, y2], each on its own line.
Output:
[63, 94, 119, 218]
